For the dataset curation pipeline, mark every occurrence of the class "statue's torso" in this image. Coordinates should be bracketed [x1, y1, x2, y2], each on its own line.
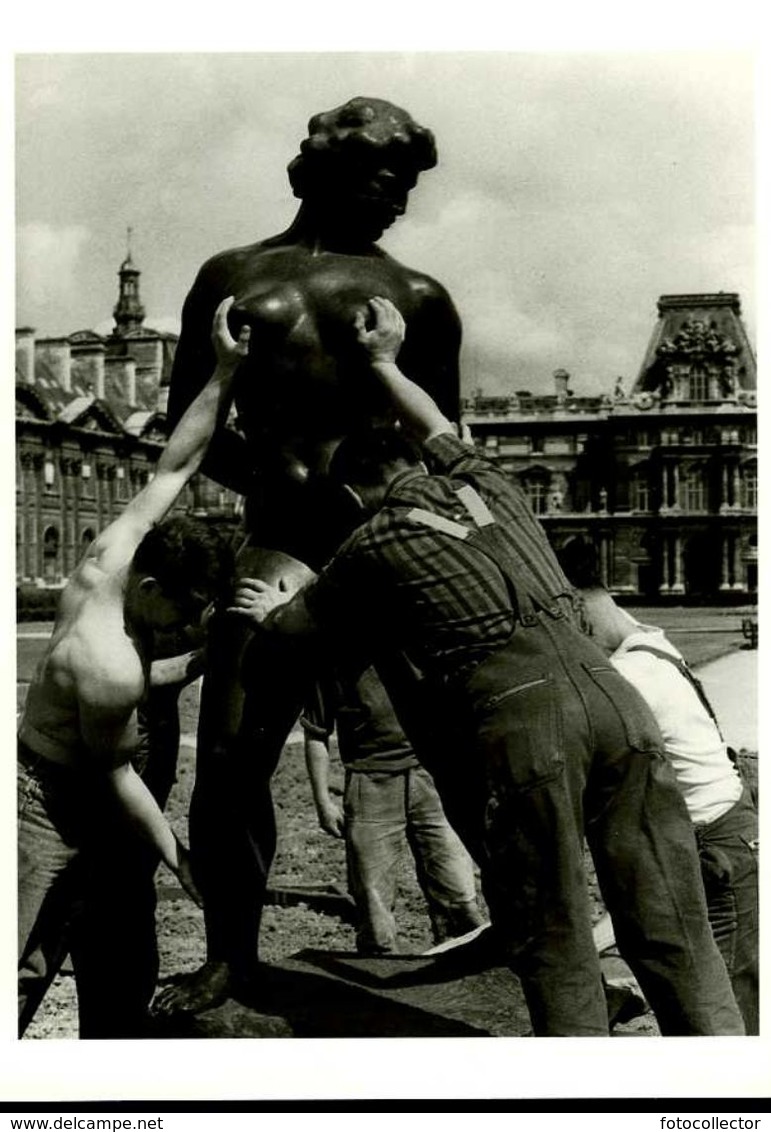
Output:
[207, 243, 436, 481]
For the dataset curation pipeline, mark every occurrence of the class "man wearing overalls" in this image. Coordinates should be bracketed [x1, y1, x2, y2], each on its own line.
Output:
[231, 297, 744, 1036]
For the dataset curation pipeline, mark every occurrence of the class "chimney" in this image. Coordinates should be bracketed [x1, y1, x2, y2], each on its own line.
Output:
[15, 327, 36, 385]
[553, 368, 571, 404]
[156, 382, 169, 416]
[72, 342, 107, 399]
[106, 356, 137, 407]
[38, 337, 72, 392]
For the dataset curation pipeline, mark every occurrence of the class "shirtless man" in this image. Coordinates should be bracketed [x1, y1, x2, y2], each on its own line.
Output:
[157, 97, 461, 1014]
[17, 298, 249, 1035]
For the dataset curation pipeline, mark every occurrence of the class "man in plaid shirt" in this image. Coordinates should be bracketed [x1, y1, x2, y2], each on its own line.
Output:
[231, 297, 744, 1037]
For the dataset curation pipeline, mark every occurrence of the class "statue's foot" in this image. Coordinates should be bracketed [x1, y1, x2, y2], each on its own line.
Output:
[151, 959, 233, 1018]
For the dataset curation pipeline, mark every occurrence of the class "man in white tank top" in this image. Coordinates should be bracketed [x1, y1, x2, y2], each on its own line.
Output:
[561, 547, 758, 1035]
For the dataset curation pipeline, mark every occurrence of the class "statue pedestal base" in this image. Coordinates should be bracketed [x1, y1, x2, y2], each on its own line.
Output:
[152, 945, 531, 1039]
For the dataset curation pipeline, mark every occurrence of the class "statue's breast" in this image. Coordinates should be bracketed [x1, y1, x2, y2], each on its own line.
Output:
[230, 254, 411, 470]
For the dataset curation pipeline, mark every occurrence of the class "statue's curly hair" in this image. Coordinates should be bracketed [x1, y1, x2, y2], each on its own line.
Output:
[287, 96, 437, 200]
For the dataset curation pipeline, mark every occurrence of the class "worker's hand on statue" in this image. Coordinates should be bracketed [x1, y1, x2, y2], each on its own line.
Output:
[174, 840, 203, 907]
[226, 577, 290, 624]
[211, 295, 251, 369]
[317, 799, 345, 839]
[354, 296, 406, 364]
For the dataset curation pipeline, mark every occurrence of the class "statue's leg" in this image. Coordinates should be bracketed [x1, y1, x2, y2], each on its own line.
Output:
[156, 546, 315, 1016]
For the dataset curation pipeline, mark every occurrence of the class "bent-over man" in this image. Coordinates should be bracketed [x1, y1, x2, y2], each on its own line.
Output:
[229, 296, 744, 1036]
[558, 538, 759, 1035]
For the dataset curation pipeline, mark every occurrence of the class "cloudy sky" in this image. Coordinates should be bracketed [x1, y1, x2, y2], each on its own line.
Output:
[16, 51, 754, 398]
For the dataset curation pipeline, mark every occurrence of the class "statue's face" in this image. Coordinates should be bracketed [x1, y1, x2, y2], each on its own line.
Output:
[317, 144, 420, 240]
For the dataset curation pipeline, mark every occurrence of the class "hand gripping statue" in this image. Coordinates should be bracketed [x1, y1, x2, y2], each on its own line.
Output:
[156, 98, 461, 1015]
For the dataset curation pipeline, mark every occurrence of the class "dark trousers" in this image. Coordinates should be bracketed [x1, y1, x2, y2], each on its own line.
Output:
[18, 745, 93, 1037]
[446, 614, 745, 1037]
[17, 694, 180, 1040]
[695, 788, 759, 1034]
[68, 685, 182, 1038]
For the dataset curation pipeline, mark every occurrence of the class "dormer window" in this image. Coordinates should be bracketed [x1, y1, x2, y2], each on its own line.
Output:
[688, 367, 709, 402]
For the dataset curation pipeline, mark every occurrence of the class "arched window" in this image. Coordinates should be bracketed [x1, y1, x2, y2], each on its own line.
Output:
[43, 526, 60, 583]
[81, 527, 96, 552]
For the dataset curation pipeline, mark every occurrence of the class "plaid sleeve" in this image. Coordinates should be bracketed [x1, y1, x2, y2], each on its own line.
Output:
[303, 530, 374, 638]
[423, 431, 498, 478]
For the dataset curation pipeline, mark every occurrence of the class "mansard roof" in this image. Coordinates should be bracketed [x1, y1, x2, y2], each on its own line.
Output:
[58, 395, 124, 434]
[124, 409, 169, 443]
[16, 384, 51, 422]
[634, 293, 756, 395]
[21, 363, 90, 417]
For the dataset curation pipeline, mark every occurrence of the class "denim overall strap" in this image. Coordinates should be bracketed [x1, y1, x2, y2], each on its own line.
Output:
[401, 483, 557, 625]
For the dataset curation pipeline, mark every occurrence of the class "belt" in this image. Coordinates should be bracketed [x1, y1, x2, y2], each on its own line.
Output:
[17, 736, 80, 776]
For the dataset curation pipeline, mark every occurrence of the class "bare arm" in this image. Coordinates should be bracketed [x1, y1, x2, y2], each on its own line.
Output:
[149, 647, 207, 688]
[92, 298, 250, 573]
[304, 734, 345, 839]
[78, 672, 200, 903]
[355, 297, 454, 444]
[105, 763, 199, 900]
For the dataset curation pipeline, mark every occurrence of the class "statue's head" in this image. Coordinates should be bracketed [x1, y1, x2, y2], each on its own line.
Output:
[288, 97, 437, 240]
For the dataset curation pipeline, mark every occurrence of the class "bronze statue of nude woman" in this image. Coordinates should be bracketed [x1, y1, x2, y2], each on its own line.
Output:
[153, 97, 462, 1015]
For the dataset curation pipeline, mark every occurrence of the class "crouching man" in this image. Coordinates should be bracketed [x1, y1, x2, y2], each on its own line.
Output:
[18, 298, 248, 1036]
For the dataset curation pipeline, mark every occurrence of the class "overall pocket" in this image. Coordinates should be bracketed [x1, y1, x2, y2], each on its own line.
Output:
[476, 670, 564, 794]
[582, 662, 663, 753]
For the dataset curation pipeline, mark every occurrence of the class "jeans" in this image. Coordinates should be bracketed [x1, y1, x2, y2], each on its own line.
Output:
[695, 787, 759, 1034]
[18, 687, 182, 1040]
[17, 746, 96, 1036]
[68, 687, 183, 1038]
[447, 613, 745, 1037]
[344, 765, 484, 954]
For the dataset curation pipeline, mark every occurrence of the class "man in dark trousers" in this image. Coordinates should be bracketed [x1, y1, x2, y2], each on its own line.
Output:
[229, 296, 744, 1036]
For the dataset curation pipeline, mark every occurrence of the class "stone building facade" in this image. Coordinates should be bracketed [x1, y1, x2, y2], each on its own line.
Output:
[16, 249, 240, 589]
[461, 293, 757, 601]
[18, 277, 757, 601]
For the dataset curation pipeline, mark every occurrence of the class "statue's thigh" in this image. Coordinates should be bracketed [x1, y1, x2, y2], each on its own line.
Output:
[199, 544, 314, 740]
